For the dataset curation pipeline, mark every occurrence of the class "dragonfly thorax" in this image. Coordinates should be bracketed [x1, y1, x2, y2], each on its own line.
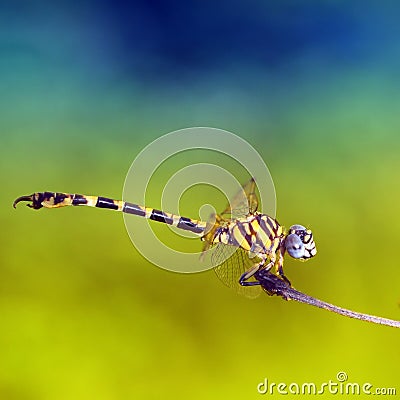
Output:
[212, 212, 284, 257]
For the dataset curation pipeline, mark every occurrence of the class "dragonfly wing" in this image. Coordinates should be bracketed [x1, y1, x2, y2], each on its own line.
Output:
[201, 177, 263, 298]
[212, 243, 262, 299]
[201, 177, 259, 255]
[220, 177, 259, 220]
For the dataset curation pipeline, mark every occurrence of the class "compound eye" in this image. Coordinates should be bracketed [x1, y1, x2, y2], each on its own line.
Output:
[289, 224, 306, 234]
[285, 233, 305, 259]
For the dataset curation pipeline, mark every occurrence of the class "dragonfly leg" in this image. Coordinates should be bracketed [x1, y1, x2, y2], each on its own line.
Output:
[239, 265, 259, 286]
[239, 260, 273, 287]
[276, 253, 291, 286]
[239, 279, 260, 287]
[277, 266, 291, 286]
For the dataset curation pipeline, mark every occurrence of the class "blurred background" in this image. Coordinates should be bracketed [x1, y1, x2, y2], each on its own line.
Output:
[1, 1, 400, 399]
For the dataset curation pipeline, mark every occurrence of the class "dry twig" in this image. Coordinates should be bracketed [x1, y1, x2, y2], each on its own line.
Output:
[255, 269, 400, 328]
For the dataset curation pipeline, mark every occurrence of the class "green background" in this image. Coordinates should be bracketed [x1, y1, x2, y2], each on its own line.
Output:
[1, 2, 399, 399]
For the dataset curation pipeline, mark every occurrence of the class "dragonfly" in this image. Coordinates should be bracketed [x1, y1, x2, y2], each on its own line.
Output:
[13, 178, 317, 297]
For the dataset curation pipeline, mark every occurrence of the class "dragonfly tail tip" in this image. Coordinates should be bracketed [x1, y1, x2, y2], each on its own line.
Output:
[13, 195, 34, 209]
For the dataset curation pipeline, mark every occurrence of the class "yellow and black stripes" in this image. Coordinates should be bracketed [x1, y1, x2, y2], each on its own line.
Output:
[13, 191, 207, 235]
[14, 178, 318, 295]
[212, 212, 284, 257]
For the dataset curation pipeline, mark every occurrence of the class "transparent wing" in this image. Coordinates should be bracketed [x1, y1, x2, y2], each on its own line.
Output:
[212, 243, 262, 299]
[220, 177, 259, 220]
[201, 177, 262, 297]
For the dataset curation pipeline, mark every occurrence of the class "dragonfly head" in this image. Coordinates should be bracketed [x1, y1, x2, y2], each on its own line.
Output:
[284, 224, 317, 260]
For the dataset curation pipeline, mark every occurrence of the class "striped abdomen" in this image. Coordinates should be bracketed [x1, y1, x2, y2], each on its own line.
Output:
[212, 212, 283, 257]
[13, 192, 207, 235]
